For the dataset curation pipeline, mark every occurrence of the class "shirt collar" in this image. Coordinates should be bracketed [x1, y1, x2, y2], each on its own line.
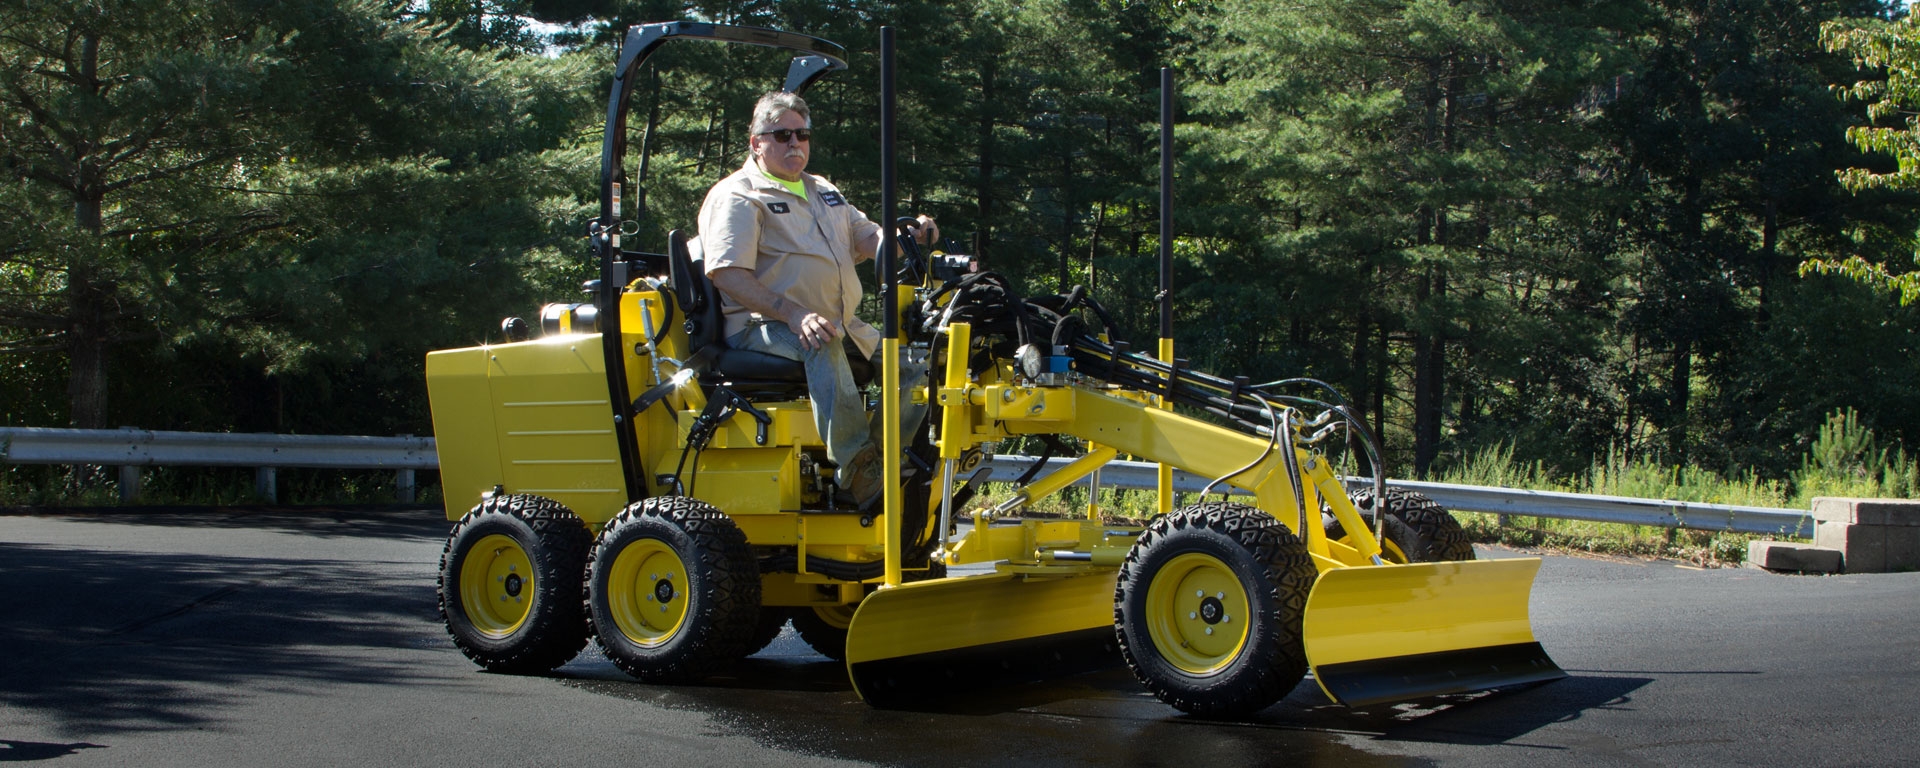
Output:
[746, 157, 809, 199]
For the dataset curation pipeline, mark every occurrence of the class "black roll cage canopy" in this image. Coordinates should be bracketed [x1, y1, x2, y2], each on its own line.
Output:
[590, 22, 850, 505]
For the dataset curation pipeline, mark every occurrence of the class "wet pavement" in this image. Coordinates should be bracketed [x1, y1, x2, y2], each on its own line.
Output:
[3, 506, 1916, 766]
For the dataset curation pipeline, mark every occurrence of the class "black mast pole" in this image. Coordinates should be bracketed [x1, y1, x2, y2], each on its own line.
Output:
[878, 26, 903, 586]
[1159, 67, 1173, 342]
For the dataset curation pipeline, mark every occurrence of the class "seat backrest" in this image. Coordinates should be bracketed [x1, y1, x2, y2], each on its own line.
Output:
[666, 230, 723, 360]
[666, 229, 703, 313]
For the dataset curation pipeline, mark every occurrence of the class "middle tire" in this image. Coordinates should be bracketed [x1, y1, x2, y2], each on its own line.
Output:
[587, 496, 762, 683]
[1346, 486, 1475, 563]
[1115, 502, 1317, 718]
[792, 561, 947, 661]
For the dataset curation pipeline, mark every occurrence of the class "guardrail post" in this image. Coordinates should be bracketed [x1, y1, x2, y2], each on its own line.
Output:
[396, 434, 417, 503]
[117, 426, 142, 504]
[117, 465, 142, 504]
[255, 467, 277, 504]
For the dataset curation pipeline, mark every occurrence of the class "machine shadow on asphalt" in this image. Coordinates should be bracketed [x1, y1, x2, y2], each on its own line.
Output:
[0, 740, 108, 761]
[1, 540, 444, 735]
[553, 636, 1649, 761]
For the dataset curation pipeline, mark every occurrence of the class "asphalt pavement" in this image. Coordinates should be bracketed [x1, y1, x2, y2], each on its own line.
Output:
[3, 506, 1916, 767]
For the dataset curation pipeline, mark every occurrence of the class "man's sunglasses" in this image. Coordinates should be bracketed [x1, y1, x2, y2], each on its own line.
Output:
[758, 128, 812, 143]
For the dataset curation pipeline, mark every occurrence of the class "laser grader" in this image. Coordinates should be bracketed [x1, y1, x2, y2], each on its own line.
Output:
[427, 22, 1563, 715]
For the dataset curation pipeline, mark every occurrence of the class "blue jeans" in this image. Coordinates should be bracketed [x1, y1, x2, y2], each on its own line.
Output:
[729, 322, 928, 470]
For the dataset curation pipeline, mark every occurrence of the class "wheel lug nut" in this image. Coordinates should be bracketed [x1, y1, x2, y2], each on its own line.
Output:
[1205, 627, 1214, 635]
[1189, 611, 1197, 620]
[1215, 592, 1224, 599]
[1195, 590, 1204, 597]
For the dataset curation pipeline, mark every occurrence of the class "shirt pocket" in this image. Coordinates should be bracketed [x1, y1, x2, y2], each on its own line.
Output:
[820, 199, 851, 263]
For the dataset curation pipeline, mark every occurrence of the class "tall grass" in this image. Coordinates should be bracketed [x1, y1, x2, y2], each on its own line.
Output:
[1440, 408, 1917, 566]
[0, 464, 434, 507]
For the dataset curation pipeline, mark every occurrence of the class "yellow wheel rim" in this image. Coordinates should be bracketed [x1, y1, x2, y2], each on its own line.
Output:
[1380, 537, 1409, 564]
[1144, 552, 1253, 675]
[607, 537, 690, 647]
[460, 533, 535, 638]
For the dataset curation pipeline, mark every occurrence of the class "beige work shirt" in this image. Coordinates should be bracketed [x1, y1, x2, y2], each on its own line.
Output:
[698, 158, 883, 359]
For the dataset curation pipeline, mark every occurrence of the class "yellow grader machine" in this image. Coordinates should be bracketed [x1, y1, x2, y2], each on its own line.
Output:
[427, 22, 1562, 716]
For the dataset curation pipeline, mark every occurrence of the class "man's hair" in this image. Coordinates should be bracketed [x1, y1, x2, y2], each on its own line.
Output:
[751, 91, 810, 134]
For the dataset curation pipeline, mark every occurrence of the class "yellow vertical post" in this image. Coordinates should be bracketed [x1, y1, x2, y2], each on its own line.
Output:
[937, 323, 973, 460]
[882, 336, 902, 588]
[1086, 442, 1104, 521]
[1157, 338, 1175, 515]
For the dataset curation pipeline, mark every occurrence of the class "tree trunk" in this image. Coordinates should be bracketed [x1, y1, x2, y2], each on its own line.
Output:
[1668, 337, 1691, 460]
[1372, 318, 1388, 473]
[1413, 267, 1447, 477]
[66, 32, 110, 430]
[1056, 147, 1073, 292]
[1349, 314, 1374, 476]
[976, 58, 996, 268]
[65, 259, 111, 430]
[1757, 196, 1777, 324]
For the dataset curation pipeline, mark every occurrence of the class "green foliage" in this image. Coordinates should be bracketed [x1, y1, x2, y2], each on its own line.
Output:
[0, 0, 597, 434]
[1812, 14, 1920, 303]
[1793, 407, 1920, 502]
[3, 0, 1920, 513]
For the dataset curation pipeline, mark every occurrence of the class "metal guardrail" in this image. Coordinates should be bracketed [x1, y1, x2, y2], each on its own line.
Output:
[0, 427, 431, 504]
[984, 456, 1814, 538]
[1, 427, 1813, 537]
[0, 427, 435, 468]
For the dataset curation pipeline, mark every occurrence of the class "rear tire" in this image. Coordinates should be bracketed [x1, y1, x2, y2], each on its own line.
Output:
[1115, 502, 1316, 718]
[587, 496, 761, 683]
[439, 494, 592, 674]
[1347, 487, 1474, 562]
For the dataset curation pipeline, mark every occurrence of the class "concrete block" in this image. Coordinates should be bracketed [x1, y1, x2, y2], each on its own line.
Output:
[1746, 541, 1844, 573]
[1810, 497, 1920, 526]
[1885, 526, 1920, 573]
[1816, 520, 1882, 572]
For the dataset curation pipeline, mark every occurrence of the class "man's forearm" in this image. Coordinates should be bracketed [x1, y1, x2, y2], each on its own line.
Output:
[709, 267, 799, 325]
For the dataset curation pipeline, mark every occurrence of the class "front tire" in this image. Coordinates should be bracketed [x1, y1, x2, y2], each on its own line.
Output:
[439, 494, 592, 674]
[1115, 502, 1317, 717]
[587, 496, 761, 683]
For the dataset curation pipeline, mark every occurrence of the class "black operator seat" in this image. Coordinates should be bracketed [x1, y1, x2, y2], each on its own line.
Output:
[665, 230, 872, 397]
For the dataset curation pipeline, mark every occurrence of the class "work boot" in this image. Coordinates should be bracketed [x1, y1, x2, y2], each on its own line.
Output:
[841, 445, 884, 510]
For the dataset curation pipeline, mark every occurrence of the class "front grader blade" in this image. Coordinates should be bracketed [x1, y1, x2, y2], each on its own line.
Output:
[1302, 557, 1564, 707]
[844, 569, 1119, 707]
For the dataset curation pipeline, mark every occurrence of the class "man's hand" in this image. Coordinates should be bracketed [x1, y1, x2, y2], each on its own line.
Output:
[781, 301, 842, 351]
[855, 213, 941, 264]
[912, 214, 939, 248]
